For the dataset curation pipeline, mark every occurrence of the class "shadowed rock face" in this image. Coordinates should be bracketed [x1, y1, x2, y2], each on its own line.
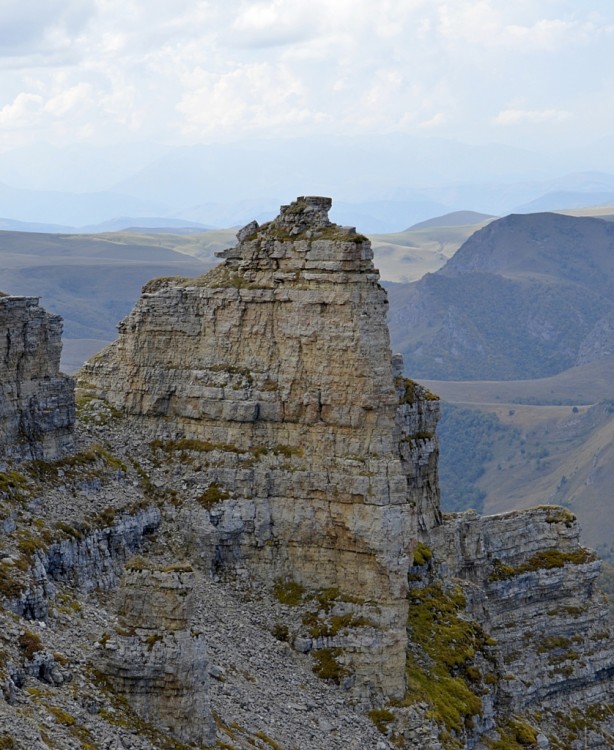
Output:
[0, 295, 74, 459]
[98, 563, 215, 747]
[82, 196, 441, 701]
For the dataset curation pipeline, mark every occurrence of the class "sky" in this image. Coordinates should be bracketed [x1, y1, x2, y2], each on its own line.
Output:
[1, 1, 613, 152]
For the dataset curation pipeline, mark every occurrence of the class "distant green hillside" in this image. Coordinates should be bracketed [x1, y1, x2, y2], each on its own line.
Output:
[387, 212, 614, 380]
[437, 398, 614, 552]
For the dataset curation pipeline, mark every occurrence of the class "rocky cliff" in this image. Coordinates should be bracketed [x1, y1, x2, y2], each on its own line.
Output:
[98, 560, 215, 746]
[0, 199, 612, 750]
[0, 295, 74, 459]
[81, 196, 441, 703]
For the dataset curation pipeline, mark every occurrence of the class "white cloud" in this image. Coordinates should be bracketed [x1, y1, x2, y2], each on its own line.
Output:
[0, 0, 611, 153]
[176, 61, 326, 138]
[0, 92, 44, 127]
[494, 108, 573, 125]
[231, 1, 319, 48]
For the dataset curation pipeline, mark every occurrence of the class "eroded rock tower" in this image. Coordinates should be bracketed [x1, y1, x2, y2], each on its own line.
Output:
[83, 196, 440, 701]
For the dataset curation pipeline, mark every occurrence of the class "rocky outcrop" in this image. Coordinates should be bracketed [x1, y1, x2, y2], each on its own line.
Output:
[0, 200, 611, 750]
[0, 295, 74, 459]
[5, 506, 161, 621]
[97, 561, 215, 747]
[427, 506, 614, 745]
[82, 196, 441, 702]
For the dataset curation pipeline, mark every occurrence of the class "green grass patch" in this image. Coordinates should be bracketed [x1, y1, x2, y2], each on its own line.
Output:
[273, 578, 305, 606]
[311, 648, 351, 683]
[0, 469, 29, 498]
[368, 708, 395, 734]
[412, 542, 433, 567]
[18, 629, 44, 660]
[489, 548, 596, 581]
[196, 483, 230, 508]
[404, 583, 493, 741]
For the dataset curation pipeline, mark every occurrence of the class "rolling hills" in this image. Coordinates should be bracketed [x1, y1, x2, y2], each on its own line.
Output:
[0, 229, 212, 369]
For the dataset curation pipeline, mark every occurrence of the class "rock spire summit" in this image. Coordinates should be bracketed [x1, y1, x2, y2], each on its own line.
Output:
[82, 196, 441, 701]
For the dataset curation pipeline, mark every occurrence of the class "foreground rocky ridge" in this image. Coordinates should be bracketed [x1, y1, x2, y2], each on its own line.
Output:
[0, 197, 612, 749]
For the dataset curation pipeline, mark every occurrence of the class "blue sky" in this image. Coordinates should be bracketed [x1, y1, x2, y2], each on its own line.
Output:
[1, 0, 612, 155]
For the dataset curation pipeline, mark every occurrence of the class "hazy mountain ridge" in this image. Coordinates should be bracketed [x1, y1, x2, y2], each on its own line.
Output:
[388, 212, 614, 380]
[1, 137, 614, 231]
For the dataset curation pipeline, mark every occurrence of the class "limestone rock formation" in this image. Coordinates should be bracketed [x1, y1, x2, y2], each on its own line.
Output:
[2, 197, 611, 749]
[83, 196, 441, 702]
[98, 561, 215, 747]
[80, 199, 614, 744]
[0, 295, 74, 459]
[429, 507, 614, 716]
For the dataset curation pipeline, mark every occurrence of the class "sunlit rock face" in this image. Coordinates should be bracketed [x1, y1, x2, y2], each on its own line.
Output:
[83, 196, 441, 702]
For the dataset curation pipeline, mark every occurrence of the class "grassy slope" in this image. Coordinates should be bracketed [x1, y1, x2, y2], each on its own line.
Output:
[420, 355, 614, 406]
[370, 220, 492, 282]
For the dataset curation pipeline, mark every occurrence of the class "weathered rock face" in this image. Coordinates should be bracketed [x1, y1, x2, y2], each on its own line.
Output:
[98, 562, 215, 747]
[426, 507, 614, 744]
[5, 507, 161, 621]
[78, 196, 613, 745]
[82, 196, 441, 701]
[0, 295, 74, 459]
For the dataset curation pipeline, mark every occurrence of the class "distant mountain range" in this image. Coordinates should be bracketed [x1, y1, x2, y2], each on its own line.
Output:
[2, 136, 614, 232]
[387, 212, 614, 380]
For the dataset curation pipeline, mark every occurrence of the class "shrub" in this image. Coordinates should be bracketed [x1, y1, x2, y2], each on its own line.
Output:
[412, 542, 433, 567]
[18, 629, 44, 660]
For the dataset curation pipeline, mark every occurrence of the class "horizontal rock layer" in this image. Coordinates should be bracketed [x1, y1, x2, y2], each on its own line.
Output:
[430, 507, 614, 731]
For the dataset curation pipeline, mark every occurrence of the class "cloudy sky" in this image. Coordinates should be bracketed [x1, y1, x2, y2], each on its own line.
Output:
[1, 0, 612, 154]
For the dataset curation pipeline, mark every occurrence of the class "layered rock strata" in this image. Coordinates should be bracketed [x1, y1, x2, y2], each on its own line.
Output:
[98, 561, 215, 747]
[427, 507, 614, 744]
[82, 196, 441, 701]
[0, 295, 74, 459]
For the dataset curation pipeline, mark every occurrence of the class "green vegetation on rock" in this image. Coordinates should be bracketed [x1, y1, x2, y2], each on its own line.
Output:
[489, 548, 596, 581]
[403, 582, 495, 744]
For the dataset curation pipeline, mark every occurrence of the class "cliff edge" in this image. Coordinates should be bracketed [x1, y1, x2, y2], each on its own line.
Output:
[0, 295, 74, 459]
